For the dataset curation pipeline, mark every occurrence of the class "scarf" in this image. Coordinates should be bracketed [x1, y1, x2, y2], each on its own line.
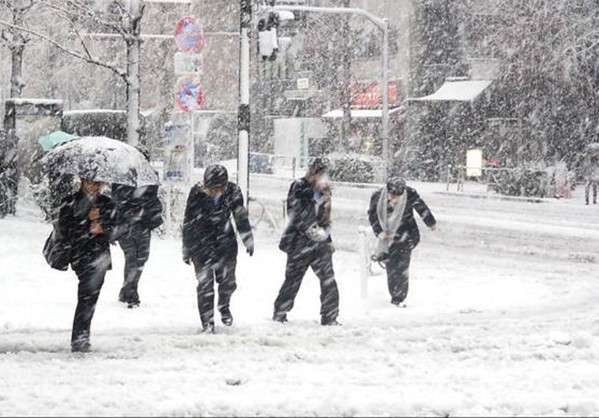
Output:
[375, 188, 407, 255]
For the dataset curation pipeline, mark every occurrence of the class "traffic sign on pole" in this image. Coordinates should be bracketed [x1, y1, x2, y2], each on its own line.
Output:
[174, 74, 204, 112]
[174, 16, 205, 52]
[174, 52, 203, 75]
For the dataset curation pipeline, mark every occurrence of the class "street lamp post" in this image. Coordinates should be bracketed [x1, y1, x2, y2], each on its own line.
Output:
[271, 4, 391, 177]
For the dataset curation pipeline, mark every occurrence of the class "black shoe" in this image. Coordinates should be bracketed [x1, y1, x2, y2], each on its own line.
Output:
[201, 323, 215, 334]
[118, 291, 127, 303]
[391, 300, 407, 308]
[272, 313, 288, 323]
[127, 300, 141, 309]
[71, 341, 91, 353]
[321, 318, 341, 326]
[221, 309, 233, 326]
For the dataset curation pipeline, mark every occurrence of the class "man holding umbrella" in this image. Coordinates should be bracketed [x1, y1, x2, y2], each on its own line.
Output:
[43, 136, 159, 351]
[182, 164, 254, 334]
[55, 177, 118, 352]
[368, 178, 436, 307]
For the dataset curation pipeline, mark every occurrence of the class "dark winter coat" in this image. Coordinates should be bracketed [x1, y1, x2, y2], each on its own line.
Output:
[182, 182, 253, 263]
[279, 177, 332, 254]
[368, 187, 436, 251]
[112, 184, 164, 235]
[56, 189, 118, 270]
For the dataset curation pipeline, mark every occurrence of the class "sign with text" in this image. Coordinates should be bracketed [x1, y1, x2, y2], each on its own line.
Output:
[174, 52, 203, 76]
[163, 123, 191, 182]
[348, 80, 402, 108]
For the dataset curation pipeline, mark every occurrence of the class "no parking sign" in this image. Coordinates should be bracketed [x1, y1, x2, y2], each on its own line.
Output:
[174, 16, 205, 53]
[174, 74, 204, 113]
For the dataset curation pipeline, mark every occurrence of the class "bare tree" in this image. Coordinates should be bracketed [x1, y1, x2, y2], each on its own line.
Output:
[0, 0, 146, 146]
[0, 0, 35, 100]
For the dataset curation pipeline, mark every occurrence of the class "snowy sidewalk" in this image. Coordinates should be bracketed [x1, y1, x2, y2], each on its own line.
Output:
[1, 196, 599, 416]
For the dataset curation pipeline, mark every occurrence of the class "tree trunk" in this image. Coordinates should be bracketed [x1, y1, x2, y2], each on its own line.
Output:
[126, 0, 142, 147]
[9, 44, 25, 100]
[1, 5, 28, 217]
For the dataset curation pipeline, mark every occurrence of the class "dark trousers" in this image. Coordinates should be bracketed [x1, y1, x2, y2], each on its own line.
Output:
[274, 243, 339, 322]
[71, 252, 110, 346]
[193, 257, 237, 327]
[386, 247, 412, 304]
[118, 229, 151, 303]
[586, 180, 598, 204]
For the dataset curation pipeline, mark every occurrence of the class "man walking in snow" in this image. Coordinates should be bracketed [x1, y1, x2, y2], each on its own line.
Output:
[584, 155, 599, 205]
[273, 158, 340, 326]
[368, 178, 436, 307]
[112, 183, 163, 308]
[182, 165, 254, 333]
[55, 178, 118, 352]
[113, 147, 163, 309]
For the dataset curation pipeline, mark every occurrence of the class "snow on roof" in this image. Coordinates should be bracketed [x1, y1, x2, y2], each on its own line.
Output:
[5, 98, 63, 105]
[408, 80, 493, 102]
[322, 107, 403, 119]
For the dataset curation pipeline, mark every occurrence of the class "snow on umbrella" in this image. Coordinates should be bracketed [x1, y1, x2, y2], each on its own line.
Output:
[44, 136, 159, 187]
[585, 143, 599, 154]
[38, 131, 78, 152]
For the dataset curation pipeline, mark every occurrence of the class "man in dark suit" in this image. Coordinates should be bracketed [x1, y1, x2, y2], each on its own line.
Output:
[368, 178, 436, 307]
[182, 165, 254, 333]
[56, 178, 118, 352]
[274, 158, 340, 326]
[113, 183, 163, 308]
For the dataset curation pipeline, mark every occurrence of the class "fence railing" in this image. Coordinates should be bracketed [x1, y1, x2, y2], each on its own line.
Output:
[446, 165, 533, 193]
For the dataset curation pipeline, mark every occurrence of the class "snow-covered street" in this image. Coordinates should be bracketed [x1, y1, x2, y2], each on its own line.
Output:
[1, 182, 598, 417]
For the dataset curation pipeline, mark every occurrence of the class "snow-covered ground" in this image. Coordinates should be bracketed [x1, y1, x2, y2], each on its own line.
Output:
[1, 181, 599, 417]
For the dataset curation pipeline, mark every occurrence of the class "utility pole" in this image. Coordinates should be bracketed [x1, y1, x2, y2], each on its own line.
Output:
[381, 17, 389, 177]
[340, 0, 352, 148]
[238, 0, 252, 205]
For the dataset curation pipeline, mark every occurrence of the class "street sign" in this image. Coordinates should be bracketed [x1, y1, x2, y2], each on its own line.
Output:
[163, 123, 191, 182]
[174, 16, 205, 52]
[174, 52, 203, 76]
[297, 78, 310, 90]
[349, 80, 400, 108]
[174, 75, 204, 113]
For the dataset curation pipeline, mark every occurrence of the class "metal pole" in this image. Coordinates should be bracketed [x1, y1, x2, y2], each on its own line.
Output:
[238, 0, 251, 206]
[272, 5, 386, 30]
[271, 4, 389, 177]
[188, 111, 194, 185]
[381, 18, 390, 179]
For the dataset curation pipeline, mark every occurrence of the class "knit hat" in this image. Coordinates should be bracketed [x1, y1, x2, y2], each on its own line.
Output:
[386, 177, 406, 195]
[204, 164, 228, 188]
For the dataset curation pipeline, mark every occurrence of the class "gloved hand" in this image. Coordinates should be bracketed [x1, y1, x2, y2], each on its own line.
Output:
[246, 242, 254, 257]
[378, 232, 390, 241]
[307, 224, 329, 242]
[430, 224, 437, 232]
